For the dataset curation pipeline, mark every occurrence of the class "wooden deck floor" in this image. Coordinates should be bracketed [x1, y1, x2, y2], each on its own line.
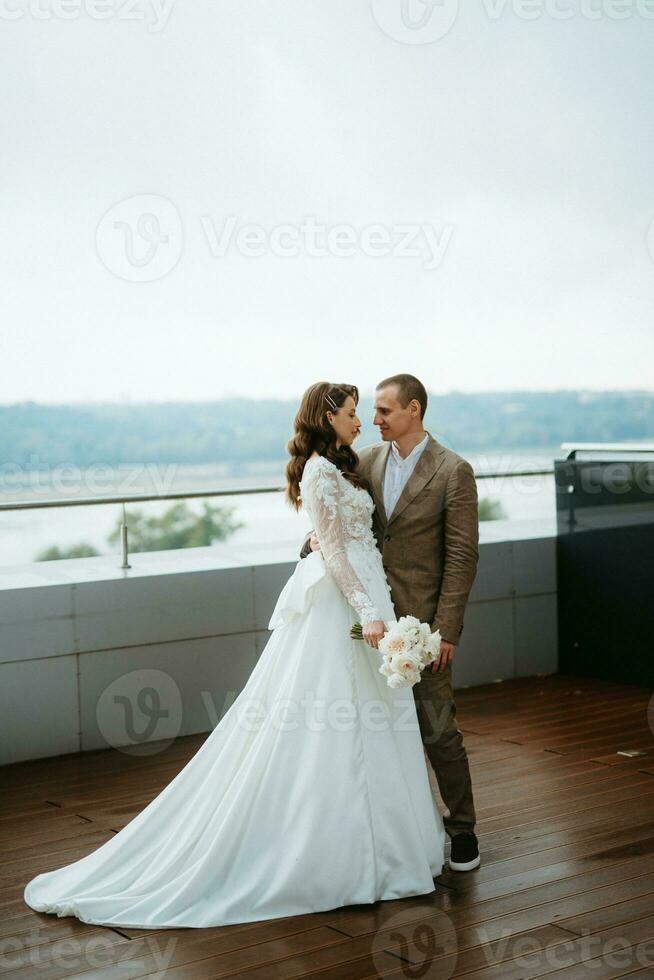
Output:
[3, 674, 654, 979]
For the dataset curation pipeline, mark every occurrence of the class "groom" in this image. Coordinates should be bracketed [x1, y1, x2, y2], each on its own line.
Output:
[300, 374, 481, 872]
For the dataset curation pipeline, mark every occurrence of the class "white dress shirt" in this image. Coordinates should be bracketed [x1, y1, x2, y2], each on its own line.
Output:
[382, 433, 429, 519]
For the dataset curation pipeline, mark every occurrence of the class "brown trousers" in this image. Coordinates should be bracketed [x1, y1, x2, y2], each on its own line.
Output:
[412, 662, 476, 838]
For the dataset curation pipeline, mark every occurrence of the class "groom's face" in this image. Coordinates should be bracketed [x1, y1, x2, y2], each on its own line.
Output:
[374, 385, 419, 441]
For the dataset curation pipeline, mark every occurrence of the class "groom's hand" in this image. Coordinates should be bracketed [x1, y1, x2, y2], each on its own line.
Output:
[309, 533, 321, 553]
[432, 640, 456, 673]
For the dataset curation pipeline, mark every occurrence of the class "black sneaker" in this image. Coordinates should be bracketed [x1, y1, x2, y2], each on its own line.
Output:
[449, 832, 480, 871]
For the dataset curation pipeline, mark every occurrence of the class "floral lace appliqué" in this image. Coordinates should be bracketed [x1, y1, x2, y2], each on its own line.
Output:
[300, 456, 386, 624]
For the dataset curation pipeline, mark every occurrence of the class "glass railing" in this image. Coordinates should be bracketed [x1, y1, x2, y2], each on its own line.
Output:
[0, 456, 558, 570]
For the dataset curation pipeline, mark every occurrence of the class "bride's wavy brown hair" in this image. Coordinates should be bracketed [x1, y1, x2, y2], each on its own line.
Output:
[285, 382, 369, 510]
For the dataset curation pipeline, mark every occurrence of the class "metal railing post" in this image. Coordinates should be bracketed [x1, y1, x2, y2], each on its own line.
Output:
[120, 503, 131, 569]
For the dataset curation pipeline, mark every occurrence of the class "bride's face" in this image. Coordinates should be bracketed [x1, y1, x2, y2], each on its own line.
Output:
[328, 395, 361, 448]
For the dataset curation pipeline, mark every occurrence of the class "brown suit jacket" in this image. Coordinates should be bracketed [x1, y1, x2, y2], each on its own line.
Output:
[300, 432, 479, 644]
[359, 433, 479, 644]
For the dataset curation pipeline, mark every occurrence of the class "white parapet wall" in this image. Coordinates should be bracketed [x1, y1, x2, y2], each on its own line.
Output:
[0, 520, 557, 766]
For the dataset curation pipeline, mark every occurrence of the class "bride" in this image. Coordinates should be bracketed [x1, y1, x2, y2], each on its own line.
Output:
[23, 381, 445, 929]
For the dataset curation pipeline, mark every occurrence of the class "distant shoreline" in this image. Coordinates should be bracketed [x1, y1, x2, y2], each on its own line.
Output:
[2, 392, 652, 472]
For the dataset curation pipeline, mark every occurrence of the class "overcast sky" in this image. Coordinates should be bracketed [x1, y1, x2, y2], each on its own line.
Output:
[1, 0, 653, 404]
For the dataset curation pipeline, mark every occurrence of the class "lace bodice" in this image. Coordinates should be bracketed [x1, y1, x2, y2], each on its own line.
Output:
[299, 455, 388, 625]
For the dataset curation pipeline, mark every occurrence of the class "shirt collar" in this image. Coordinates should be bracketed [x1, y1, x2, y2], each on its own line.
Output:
[390, 432, 429, 465]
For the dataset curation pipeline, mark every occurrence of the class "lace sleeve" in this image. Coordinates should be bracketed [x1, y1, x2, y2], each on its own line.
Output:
[301, 459, 382, 625]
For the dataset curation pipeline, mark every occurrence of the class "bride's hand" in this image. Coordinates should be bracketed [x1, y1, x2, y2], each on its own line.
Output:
[363, 620, 385, 650]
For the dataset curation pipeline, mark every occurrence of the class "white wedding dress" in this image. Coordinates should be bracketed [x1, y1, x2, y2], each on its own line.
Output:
[24, 455, 445, 929]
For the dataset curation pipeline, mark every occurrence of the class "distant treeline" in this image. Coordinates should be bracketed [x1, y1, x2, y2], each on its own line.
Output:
[1, 391, 653, 469]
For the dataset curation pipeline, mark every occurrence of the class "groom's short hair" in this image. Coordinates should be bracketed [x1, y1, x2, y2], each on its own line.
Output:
[376, 374, 428, 420]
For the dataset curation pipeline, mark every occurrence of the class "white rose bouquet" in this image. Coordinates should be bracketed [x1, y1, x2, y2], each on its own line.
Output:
[350, 616, 442, 688]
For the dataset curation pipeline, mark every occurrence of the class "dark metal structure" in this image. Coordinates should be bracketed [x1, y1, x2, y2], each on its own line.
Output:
[555, 443, 654, 686]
